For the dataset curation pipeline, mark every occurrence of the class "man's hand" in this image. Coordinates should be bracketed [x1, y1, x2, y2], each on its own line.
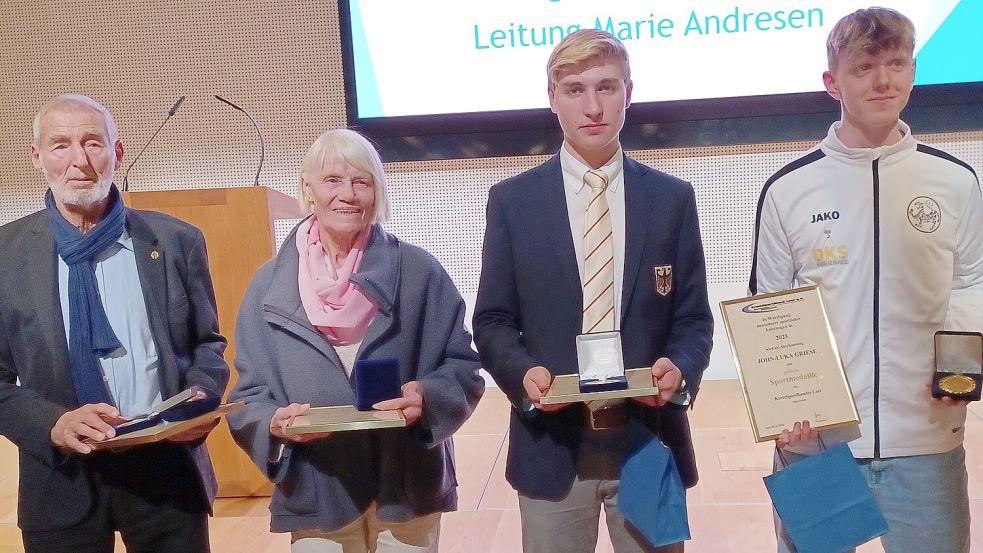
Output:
[776, 420, 819, 449]
[374, 381, 424, 426]
[50, 403, 124, 454]
[633, 357, 683, 408]
[166, 389, 219, 443]
[523, 366, 570, 412]
[270, 403, 332, 444]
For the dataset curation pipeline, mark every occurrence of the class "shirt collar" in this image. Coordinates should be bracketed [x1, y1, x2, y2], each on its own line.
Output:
[80, 228, 131, 265]
[117, 227, 133, 252]
[559, 143, 625, 194]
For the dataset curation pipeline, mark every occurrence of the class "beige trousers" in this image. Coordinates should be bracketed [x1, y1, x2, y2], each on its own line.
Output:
[291, 505, 440, 553]
[518, 429, 685, 553]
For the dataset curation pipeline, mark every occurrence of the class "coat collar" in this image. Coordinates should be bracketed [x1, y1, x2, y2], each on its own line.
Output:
[822, 119, 916, 163]
[125, 209, 166, 303]
[262, 220, 400, 362]
[533, 155, 583, 297]
[121, 209, 179, 397]
[27, 212, 69, 375]
[621, 156, 651, 322]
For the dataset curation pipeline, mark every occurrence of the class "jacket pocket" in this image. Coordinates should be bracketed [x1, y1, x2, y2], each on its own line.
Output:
[271, 461, 319, 516]
[403, 438, 457, 506]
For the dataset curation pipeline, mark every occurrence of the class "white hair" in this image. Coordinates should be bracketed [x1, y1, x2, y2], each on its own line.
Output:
[33, 94, 119, 145]
[297, 128, 390, 224]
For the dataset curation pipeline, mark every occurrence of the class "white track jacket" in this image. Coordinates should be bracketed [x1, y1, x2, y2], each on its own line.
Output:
[751, 121, 983, 458]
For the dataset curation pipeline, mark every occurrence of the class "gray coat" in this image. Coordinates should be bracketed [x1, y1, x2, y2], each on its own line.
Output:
[228, 221, 484, 533]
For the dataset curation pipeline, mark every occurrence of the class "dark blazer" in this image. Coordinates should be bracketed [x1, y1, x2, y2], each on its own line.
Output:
[473, 154, 713, 499]
[0, 208, 229, 531]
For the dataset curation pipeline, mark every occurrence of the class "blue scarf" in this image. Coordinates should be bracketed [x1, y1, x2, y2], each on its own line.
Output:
[46, 184, 126, 406]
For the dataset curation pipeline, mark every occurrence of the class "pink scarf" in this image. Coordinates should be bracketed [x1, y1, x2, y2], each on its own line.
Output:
[296, 217, 378, 345]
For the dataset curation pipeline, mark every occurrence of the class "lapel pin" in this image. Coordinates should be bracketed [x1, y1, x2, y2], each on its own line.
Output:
[150, 250, 160, 260]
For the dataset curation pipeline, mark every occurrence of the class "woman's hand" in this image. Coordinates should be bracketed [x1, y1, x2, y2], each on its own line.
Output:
[373, 381, 424, 425]
[270, 403, 332, 443]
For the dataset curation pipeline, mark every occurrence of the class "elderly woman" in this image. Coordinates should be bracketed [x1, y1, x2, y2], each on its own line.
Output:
[228, 129, 484, 552]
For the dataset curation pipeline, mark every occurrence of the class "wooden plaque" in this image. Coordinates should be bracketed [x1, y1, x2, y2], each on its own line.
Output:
[87, 402, 244, 450]
[286, 406, 406, 435]
[540, 367, 659, 404]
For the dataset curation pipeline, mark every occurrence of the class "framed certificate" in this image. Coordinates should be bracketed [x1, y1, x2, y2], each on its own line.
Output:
[720, 285, 859, 442]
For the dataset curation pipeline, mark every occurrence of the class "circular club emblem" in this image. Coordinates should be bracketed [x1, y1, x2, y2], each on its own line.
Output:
[907, 196, 941, 233]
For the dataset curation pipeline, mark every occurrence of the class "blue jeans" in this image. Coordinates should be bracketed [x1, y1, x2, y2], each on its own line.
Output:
[774, 445, 969, 553]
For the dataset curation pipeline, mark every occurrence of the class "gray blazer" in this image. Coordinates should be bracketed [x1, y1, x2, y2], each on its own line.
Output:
[0, 208, 229, 532]
[228, 222, 484, 533]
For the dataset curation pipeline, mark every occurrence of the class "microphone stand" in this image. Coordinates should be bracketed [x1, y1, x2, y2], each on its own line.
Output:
[121, 96, 185, 192]
[214, 95, 265, 186]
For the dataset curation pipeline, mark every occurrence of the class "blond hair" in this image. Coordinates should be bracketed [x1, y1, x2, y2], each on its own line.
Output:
[546, 29, 630, 90]
[297, 128, 390, 224]
[827, 7, 915, 70]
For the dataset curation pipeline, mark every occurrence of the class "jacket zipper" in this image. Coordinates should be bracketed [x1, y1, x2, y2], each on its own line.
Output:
[872, 158, 881, 460]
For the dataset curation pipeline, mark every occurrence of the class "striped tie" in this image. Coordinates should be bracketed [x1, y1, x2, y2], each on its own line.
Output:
[582, 169, 615, 333]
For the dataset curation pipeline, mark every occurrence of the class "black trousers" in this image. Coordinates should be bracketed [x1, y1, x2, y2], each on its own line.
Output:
[21, 442, 210, 553]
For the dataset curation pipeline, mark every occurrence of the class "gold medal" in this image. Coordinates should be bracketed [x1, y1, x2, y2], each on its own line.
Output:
[939, 374, 977, 395]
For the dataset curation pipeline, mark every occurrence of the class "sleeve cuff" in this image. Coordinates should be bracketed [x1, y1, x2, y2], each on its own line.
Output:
[669, 378, 692, 406]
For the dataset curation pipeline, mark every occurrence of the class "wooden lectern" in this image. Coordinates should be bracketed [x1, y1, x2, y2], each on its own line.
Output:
[123, 186, 303, 497]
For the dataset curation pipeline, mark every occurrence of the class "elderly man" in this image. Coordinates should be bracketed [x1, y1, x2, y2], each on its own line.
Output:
[0, 94, 229, 553]
[473, 29, 713, 552]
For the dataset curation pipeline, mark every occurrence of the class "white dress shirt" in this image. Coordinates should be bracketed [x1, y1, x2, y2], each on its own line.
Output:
[559, 144, 626, 330]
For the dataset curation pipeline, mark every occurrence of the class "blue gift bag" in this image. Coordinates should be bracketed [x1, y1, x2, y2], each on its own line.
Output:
[618, 423, 690, 548]
[764, 442, 888, 553]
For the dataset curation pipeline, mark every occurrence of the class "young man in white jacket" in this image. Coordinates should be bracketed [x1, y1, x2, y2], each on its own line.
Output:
[750, 7, 983, 553]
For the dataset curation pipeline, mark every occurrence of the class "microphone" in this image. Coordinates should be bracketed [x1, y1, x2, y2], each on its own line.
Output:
[168, 96, 185, 116]
[121, 96, 186, 192]
[214, 95, 265, 186]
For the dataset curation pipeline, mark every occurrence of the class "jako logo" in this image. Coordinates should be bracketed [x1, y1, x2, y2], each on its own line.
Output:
[811, 211, 839, 223]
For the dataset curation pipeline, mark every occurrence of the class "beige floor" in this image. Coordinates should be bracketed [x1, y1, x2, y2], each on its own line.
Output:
[2, 380, 982, 552]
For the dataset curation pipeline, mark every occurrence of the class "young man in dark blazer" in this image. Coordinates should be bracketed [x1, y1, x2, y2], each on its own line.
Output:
[474, 29, 713, 552]
[0, 94, 229, 553]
